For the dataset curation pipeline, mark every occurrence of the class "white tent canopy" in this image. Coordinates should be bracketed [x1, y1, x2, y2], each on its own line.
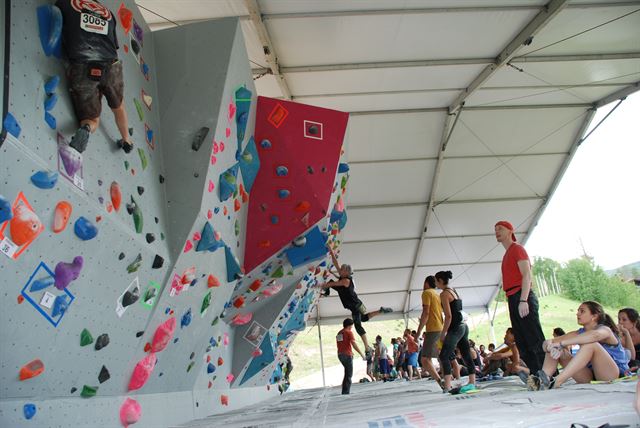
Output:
[139, 0, 640, 323]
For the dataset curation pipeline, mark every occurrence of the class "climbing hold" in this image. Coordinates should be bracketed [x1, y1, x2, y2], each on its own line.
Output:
[277, 189, 290, 199]
[207, 275, 220, 288]
[94, 334, 110, 351]
[145, 233, 155, 244]
[44, 76, 60, 94]
[119, 397, 141, 428]
[141, 90, 152, 110]
[51, 295, 69, 318]
[292, 236, 306, 247]
[0, 195, 13, 224]
[23, 403, 36, 420]
[234, 199, 241, 212]
[9, 202, 44, 246]
[225, 245, 243, 282]
[136, 331, 144, 338]
[206, 363, 216, 375]
[249, 279, 262, 292]
[54, 256, 83, 290]
[137, 186, 144, 196]
[151, 318, 176, 352]
[218, 357, 224, 366]
[186, 361, 195, 372]
[239, 137, 260, 192]
[307, 166, 314, 174]
[57, 140, 82, 177]
[232, 296, 245, 308]
[30, 171, 58, 189]
[74, 216, 98, 240]
[107, 183, 122, 213]
[235, 86, 252, 146]
[37, 4, 62, 57]
[30, 276, 54, 292]
[122, 288, 140, 307]
[181, 308, 192, 328]
[127, 253, 142, 274]
[80, 328, 93, 346]
[338, 163, 350, 173]
[159, 175, 165, 184]
[201, 291, 212, 315]
[81, 385, 98, 398]
[19, 359, 44, 381]
[226, 373, 234, 383]
[262, 282, 283, 297]
[44, 113, 55, 129]
[152, 254, 164, 269]
[127, 196, 143, 233]
[44, 93, 58, 111]
[196, 222, 223, 252]
[133, 98, 144, 121]
[192, 127, 209, 151]
[252, 348, 263, 357]
[128, 353, 157, 391]
[271, 266, 284, 278]
[231, 312, 252, 326]
[219, 163, 240, 202]
[271, 215, 279, 225]
[220, 395, 229, 406]
[260, 139, 271, 149]
[183, 239, 193, 253]
[98, 365, 110, 383]
[275, 166, 288, 177]
[295, 201, 311, 213]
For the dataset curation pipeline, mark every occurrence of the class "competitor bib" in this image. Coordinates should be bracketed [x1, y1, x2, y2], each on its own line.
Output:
[80, 12, 108, 35]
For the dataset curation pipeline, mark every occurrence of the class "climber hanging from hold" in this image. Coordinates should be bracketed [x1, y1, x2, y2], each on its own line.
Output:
[55, 0, 133, 154]
[316, 244, 392, 358]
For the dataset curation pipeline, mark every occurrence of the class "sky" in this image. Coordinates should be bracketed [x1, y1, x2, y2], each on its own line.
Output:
[526, 91, 640, 270]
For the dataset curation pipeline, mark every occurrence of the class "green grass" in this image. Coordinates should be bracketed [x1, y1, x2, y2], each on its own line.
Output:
[288, 294, 620, 380]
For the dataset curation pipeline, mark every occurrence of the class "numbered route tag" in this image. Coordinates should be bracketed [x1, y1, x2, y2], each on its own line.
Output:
[73, 173, 84, 190]
[40, 291, 57, 309]
[80, 13, 108, 35]
[0, 237, 18, 258]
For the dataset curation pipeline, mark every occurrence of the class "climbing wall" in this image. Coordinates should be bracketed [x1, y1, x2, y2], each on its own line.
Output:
[0, 2, 350, 427]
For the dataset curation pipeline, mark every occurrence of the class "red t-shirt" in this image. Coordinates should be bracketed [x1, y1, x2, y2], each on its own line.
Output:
[336, 328, 354, 356]
[501, 243, 530, 296]
[406, 335, 418, 353]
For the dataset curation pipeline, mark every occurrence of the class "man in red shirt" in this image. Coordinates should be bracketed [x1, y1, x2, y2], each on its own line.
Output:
[495, 221, 546, 374]
[336, 318, 365, 394]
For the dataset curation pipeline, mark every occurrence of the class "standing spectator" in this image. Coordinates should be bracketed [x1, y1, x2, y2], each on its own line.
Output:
[336, 318, 365, 395]
[416, 275, 444, 386]
[436, 270, 477, 392]
[404, 329, 421, 380]
[375, 335, 390, 381]
[495, 220, 546, 374]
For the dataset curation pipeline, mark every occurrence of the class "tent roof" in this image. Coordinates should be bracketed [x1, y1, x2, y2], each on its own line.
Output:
[139, 0, 640, 323]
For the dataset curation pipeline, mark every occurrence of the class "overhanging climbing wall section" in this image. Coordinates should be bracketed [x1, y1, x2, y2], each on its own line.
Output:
[243, 97, 349, 273]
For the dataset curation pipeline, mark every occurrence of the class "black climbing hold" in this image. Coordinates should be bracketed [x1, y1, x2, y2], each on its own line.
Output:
[98, 366, 110, 383]
[159, 175, 165, 183]
[95, 334, 110, 351]
[70, 387, 77, 394]
[159, 372, 163, 377]
[126, 203, 134, 215]
[190, 352, 195, 360]
[136, 331, 144, 338]
[154, 217, 159, 224]
[118, 252, 125, 260]
[321, 166, 327, 173]
[131, 39, 140, 54]
[137, 186, 144, 195]
[194, 172, 199, 178]
[191, 127, 209, 151]
[152, 254, 164, 269]
[308, 125, 319, 135]
[128, 127, 134, 137]
[145, 233, 155, 244]
[122, 288, 140, 307]
[307, 166, 314, 174]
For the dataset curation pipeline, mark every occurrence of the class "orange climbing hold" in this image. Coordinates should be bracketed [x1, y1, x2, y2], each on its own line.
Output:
[234, 199, 241, 212]
[10, 202, 44, 246]
[19, 359, 44, 381]
[207, 275, 220, 288]
[259, 240, 270, 248]
[294, 201, 311, 213]
[110, 182, 122, 212]
[53, 201, 72, 233]
[223, 206, 228, 216]
[220, 395, 229, 406]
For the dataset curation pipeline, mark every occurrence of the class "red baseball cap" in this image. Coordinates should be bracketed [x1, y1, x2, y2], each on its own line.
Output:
[495, 221, 516, 241]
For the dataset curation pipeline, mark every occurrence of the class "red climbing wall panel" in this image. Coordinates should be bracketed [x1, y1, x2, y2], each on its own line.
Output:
[243, 97, 349, 272]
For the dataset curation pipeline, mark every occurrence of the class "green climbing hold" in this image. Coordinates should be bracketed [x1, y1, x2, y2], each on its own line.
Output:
[134, 98, 144, 121]
[187, 361, 195, 372]
[160, 233, 165, 241]
[80, 328, 94, 346]
[211, 316, 219, 326]
[201, 291, 211, 314]
[127, 253, 142, 273]
[271, 266, 284, 278]
[130, 196, 143, 233]
[81, 385, 97, 398]
[287, 270, 293, 276]
[234, 219, 239, 236]
[124, 160, 130, 171]
[138, 148, 148, 170]
[341, 176, 348, 189]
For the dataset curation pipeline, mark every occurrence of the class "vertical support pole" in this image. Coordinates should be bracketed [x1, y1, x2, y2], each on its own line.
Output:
[317, 314, 326, 387]
[487, 306, 496, 345]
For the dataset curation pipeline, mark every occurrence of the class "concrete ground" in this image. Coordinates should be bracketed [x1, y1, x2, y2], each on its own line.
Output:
[177, 375, 639, 427]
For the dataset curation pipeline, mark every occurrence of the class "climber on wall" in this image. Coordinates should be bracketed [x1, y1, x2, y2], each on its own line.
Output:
[316, 244, 393, 357]
[55, 0, 133, 154]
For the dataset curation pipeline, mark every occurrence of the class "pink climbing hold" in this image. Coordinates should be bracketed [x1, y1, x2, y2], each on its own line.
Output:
[208, 180, 215, 192]
[226, 373, 234, 383]
[225, 128, 231, 138]
[192, 231, 201, 242]
[207, 209, 213, 219]
[183, 240, 193, 253]
[251, 348, 263, 357]
[262, 282, 283, 297]
[181, 267, 195, 285]
[210, 155, 217, 165]
[120, 398, 141, 427]
[128, 353, 157, 391]
[228, 103, 236, 120]
[230, 312, 252, 326]
[151, 318, 176, 353]
[54, 256, 83, 290]
[220, 142, 225, 151]
[223, 332, 229, 346]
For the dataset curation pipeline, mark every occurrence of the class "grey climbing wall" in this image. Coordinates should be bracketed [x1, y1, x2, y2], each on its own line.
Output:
[0, 2, 349, 427]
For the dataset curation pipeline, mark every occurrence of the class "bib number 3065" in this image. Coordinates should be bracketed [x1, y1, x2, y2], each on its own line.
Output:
[80, 12, 108, 35]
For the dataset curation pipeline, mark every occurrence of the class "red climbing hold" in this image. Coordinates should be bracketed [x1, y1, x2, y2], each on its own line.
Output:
[19, 359, 44, 381]
[151, 317, 176, 353]
[206, 355, 211, 363]
[295, 201, 311, 213]
[117, 4, 133, 35]
[128, 353, 157, 391]
[248, 279, 262, 292]
[217, 357, 224, 366]
[143, 343, 151, 352]
[234, 199, 241, 212]
[183, 240, 193, 253]
[110, 182, 122, 212]
[223, 206, 228, 216]
[232, 296, 245, 308]
[119, 397, 141, 428]
[220, 395, 229, 406]
[259, 240, 270, 248]
[207, 275, 220, 288]
[208, 381, 212, 389]
[17, 295, 24, 304]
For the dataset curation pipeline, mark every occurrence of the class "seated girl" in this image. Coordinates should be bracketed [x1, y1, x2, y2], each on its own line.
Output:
[530, 301, 629, 390]
[618, 307, 639, 370]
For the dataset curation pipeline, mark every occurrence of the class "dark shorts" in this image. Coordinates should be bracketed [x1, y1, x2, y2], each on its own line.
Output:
[67, 60, 124, 121]
[379, 358, 390, 375]
[420, 331, 441, 359]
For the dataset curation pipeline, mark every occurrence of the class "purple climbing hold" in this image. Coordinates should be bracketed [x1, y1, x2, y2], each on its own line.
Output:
[54, 256, 83, 290]
[57, 141, 82, 177]
[23, 403, 36, 420]
[74, 216, 98, 240]
[95, 334, 109, 351]
[133, 20, 143, 44]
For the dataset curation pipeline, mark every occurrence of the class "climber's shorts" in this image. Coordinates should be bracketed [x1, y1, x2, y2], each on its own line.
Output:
[66, 60, 124, 121]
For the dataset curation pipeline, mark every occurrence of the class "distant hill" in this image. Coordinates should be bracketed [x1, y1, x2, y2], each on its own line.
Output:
[606, 261, 640, 279]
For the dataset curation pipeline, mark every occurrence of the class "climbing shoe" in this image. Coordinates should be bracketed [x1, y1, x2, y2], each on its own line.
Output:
[536, 369, 555, 390]
[117, 139, 134, 154]
[379, 307, 393, 314]
[459, 384, 477, 393]
[69, 124, 91, 153]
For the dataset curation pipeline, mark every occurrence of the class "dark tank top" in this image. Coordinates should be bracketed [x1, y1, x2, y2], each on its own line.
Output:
[445, 289, 464, 332]
[333, 278, 362, 311]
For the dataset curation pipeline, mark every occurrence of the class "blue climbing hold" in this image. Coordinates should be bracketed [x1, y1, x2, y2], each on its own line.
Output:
[218, 163, 239, 202]
[207, 363, 216, 374]
[338, 163, 350, 173]
[44, 112, 56, 129]
[142, 62, 150, 75]
[214, 207, 220, 214]
[30, 276, 54, 292]
[209, 337, 217, 347]
[275, 166, 288, 177]
[30, 171, 58, 189]
[44, 93, 58, 111]
[235, 86, 252, 147]
[278, 189, 290, 199]
[146, 128, 153, 144]
[74, 217, 98, 241]
[23, 403, 36, 420]
[285, 226, 328, 268]
[3, 112, 21, 138]
[51, 294, 69, 318]
[239, 137, 260, 193]
[181, 308, 192, 328]
[260, 139, 272, 149]
[37, 5, 62, 58]
[196, 222, 224, 252]
[330, 209, 348, 230]
[270, 215, 279, 225]
[44, 75, 60, 94]
[0, 195, 13, 224]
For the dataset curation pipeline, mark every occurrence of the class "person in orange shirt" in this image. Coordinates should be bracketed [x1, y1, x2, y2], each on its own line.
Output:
[403, 329, 420, 380]
[336, 318, 365, 394]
